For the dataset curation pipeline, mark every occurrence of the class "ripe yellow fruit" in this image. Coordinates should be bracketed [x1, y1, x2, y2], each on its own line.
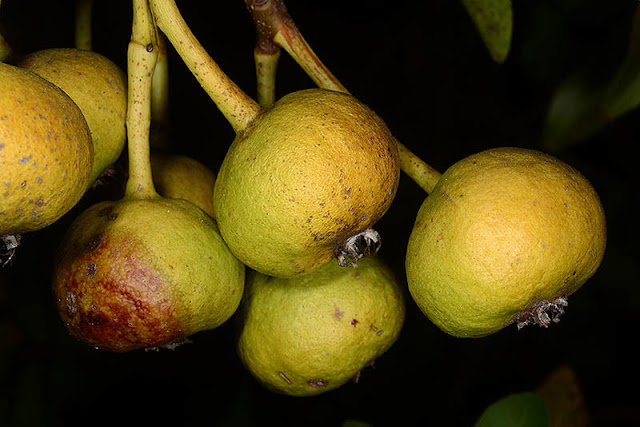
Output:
[237, 256, 405, 396]
[0, 62, 93, 235]
[214, 89, 399, 278]
[18, 48, 127, 184]
[406, 147, 606, 338]
[151, 153, 216, 218]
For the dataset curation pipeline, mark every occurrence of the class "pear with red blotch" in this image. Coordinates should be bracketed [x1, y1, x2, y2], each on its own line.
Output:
[52, 195, 245, 352]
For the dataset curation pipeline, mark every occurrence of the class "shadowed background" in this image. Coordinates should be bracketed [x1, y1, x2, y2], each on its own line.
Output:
[0, 0, 634, 425]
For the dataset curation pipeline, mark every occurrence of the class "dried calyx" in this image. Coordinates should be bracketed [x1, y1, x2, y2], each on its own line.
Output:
[334, 229, 382, 267]
[1, 234, 21, 268]
[514, 296, 569, 329]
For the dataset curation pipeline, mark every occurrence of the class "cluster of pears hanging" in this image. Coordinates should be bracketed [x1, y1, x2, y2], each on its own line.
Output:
[0, 0, 606, 397]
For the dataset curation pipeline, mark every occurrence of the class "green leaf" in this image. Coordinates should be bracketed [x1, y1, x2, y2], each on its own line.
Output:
[462, 0, 513, 63]
[475, 392, 549, 427]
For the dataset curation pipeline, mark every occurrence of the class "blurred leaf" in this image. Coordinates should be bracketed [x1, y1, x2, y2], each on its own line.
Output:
[535, 366, 590, 427]
[602, 6, 640, 118]
[462, 0, 513, 63]
[544, 4, 640, 151]
[475, 392, 549, 427]
[542, 69, 608, 152]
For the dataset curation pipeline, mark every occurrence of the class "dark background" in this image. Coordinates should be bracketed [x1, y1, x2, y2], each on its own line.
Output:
[0, 0, 635, 426]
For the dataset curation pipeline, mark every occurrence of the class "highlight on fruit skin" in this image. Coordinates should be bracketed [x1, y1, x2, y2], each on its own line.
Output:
[214, 88, 400, 278]
[52, 197, 245, 352]
[0, 62, 94, 236]
[405, 147, 606, 338]
[18, 48, 128, 185]
[237, 256, 405, 396]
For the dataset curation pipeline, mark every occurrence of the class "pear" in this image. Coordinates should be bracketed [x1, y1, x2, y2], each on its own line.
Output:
[149, 1, 400, 278]
[51, 2, 245, 352]
[0, 62, 94, 236]
[18, 48, 127, 184]
[405, 147, 606, 338]
[237, 256, 405, 396]
[52, 197, 245, 352]
[213, 89, 399, 278]
[151, 153, 216, 218]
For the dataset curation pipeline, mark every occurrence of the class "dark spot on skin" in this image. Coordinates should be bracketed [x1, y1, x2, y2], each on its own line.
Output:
[146, 43, 154, 52]
[350, 319, 359, 327]
[85, 262, 97, 277]
[308, 379, 328, 388]
[98, 206, 114, 217]
[85, 233, 104, 253]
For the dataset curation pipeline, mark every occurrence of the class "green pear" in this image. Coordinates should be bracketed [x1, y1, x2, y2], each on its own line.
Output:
[52, 197, 245, 352]
[0, 62, 93, 236]
[18, 48, 127, 184]
[237, 256, 405, 396]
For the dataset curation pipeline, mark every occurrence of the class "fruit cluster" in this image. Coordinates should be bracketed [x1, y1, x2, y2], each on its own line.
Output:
[0, 0, 606, 397]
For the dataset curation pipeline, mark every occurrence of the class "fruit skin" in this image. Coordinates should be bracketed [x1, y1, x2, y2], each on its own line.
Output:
[0, 62, 94, 235]
[18, 48, 127, 184]
[406, 147, 606, 338]
[151, 153, 216, 218]
[52, 197, 245, 352]
[214, 88, 399, 278]
[237, 256, 405, 396]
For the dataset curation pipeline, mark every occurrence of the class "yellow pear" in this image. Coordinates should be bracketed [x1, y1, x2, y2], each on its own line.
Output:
[406, 147, 606, 338]
[214, 89, 399, 278]
[18, 48, 127, 184]
[151, 153, 216, 218]
[0, 62, 93, 236]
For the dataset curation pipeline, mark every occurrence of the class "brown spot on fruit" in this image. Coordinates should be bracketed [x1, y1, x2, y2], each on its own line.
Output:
[85, 262, 97, 276]
[85, 233, 104, 253]
[278, 372, 292, 384]
[308, 378, 328, 388]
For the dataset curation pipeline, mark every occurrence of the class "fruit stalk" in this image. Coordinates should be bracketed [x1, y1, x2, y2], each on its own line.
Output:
[149, 0, 262, 133]
[254, 49, 280, 107]
[248, 0, 282, 107]
[151, 29, 171, 150]
[125, 0, 159, 198]
[245, 0, 442, 194]
[74, 0, 93, 50]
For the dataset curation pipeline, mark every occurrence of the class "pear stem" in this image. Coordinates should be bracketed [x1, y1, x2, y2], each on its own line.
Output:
[150, 29, 171, 151]
[255, 48, 280, 107]
[74, 0, 93, 51]
[124, 0, 159, 199]
[245, 0, 442, 194]
[148, 0, 262, 134]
